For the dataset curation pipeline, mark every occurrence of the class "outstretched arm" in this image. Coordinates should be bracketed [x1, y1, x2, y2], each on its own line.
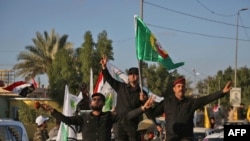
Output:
[193, 81, 232, 110]
[126, 95, 156, 120]
[42, 104, 83, 126]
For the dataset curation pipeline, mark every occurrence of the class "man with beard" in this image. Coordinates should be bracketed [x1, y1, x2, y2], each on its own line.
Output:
[151, 77, 232, 141]
[42, 93, 155, 141]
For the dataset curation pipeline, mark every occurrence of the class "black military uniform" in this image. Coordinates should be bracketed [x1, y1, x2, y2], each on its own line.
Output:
[102, 67, 149, 141]
[152, 91, 226, 141]
[51, 92, 145, 141]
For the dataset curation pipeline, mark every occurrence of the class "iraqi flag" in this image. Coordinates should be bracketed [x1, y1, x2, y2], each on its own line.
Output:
[93, 72, 117, 112]
[31, 78, 38, 88]
[3, 81, 35, 97]
[93, 72, 104, 94]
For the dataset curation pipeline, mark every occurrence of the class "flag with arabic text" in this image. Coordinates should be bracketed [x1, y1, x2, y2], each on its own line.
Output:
[135, 15, 184, 70]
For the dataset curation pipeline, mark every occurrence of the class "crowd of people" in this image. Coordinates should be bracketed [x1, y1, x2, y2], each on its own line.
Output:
[193, 102, 248, 130]
[33, 55, 238, 141]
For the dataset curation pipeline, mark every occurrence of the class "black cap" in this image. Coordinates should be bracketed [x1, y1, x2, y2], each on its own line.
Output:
[91, 93, 106, 102]
[128, 67, 139, 75]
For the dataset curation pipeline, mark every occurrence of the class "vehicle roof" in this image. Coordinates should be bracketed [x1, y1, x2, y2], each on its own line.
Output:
[204, 131, 224, 139]
[225, 120, 249, 125]
[193, 127, 207, 133]
[0, 118, 25, 127]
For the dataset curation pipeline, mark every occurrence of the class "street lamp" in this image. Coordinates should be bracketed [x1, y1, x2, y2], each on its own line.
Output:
[234, 8, 248, 87]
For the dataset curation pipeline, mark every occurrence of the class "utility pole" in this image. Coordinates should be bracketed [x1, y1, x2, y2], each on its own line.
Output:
[231, 8, 247, 107]
[138, 0, 144, 90]
[234, 8, 248, 87]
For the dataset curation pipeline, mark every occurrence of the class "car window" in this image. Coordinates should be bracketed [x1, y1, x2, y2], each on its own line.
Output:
[9, 125, 23, 140]
[0, 125, 22, 141]
[0, 126, 10, 141]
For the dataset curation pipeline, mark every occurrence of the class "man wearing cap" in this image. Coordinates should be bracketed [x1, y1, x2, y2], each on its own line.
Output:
[42, 93, 154, 141]
[33, 115, 49, 141]
[100, 56, 152, 141]
[151, 77, 232, 141]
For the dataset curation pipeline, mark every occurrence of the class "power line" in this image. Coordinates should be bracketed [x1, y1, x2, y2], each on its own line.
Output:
[239, 15, 250, 40]
[144, 1, 250, 29]
[143, 1, 250, 79]
[196, 0, 237, 17]
[147, 24, 250, 42]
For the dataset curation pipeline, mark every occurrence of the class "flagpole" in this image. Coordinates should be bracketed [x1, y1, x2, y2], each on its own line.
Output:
[89, 68, 93, 94]
[138, 0, 144, 91]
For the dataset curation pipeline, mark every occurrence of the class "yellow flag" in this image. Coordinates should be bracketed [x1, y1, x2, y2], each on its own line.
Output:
[247, 105, 250, 121]
[233, 107, 238, 120]
[204, 106, 210, 128]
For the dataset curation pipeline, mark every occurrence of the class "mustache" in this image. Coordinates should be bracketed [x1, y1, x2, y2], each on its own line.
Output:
[91, 105, 103, 111]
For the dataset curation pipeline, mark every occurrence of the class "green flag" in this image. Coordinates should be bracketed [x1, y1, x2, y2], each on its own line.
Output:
[135, 15, 184, 70]
[103, 93, 113, 112]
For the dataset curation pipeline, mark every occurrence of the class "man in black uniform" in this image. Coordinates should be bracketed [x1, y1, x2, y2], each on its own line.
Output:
[151, 77, 232, 141]
[100, 55, 151, 141]
[42, 93, 154, 141]
[238, 102, 246, 120]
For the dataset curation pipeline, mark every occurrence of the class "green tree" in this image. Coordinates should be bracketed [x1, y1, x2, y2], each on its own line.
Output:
[95, 30, 114, 81]
[141, 62, 184, 98]
[48, 48, 78, 105]
[78, 31, 96, 85]
[196, 66, 250, 107]
[18, 101, 53, 124]
[96, 30, 114, 61]
[13, 29, 72, 80]
[77, 30, 114, 91]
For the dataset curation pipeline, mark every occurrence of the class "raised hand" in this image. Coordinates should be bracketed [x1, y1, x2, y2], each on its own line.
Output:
[223, 81, 232, 94]
[139, 92, 147, 102]
[100, 55, 107, 69]
[143, 95, 156, 109]
[41, 103, 54, 112]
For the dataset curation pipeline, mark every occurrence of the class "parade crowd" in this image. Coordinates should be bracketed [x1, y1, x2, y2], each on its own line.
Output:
[32, 56, 250, 141]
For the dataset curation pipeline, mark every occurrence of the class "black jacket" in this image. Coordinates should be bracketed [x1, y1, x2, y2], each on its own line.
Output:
[102, 68, 148, 126]
[51, 107, 144, 141]
[152, 91, 226, 141]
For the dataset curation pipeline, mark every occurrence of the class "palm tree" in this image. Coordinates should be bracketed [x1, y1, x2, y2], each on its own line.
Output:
[13, 29, 73, 79]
